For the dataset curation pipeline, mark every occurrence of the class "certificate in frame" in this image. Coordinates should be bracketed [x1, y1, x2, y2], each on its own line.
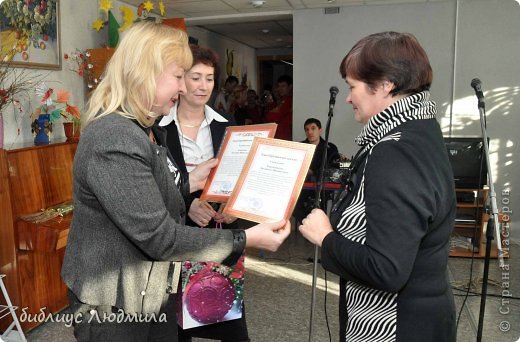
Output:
[200, 123, 277, 203]
[223, 137, 315, 223]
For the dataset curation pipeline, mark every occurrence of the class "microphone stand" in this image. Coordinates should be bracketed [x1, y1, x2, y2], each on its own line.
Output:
[308, 93, 335, 342]
[476, 96, 504, 342]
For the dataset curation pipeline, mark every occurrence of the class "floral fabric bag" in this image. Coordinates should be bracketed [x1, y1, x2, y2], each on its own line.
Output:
[176, 254, 245, 329]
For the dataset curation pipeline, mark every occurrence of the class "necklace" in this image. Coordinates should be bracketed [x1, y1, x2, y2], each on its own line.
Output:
[180, 122, 202, 128]
[178, 112, 204, 128]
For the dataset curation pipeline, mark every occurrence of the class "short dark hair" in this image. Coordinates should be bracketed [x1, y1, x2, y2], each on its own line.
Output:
[190, 44, 218, 70]
[339, 31, 432, 96]
[304, 118, 321, 129]
[277, 75, 293, 86]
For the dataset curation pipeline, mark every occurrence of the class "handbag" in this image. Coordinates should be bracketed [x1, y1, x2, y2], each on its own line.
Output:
[176, 223, 245, 329]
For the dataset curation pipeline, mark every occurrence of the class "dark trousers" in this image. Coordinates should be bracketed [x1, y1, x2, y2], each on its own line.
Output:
[68, 290, 177, 342]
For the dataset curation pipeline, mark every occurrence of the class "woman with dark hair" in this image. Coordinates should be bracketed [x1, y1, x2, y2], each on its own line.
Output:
[159, 44, 250, 342]
[299, 32, 456, 342]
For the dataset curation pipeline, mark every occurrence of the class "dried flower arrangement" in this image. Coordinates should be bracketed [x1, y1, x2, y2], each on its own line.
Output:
[0, 53, 41, 147]
[64, 49, 96, 89]
[0, 60, 34, 115]
[31, 82, 81, 123]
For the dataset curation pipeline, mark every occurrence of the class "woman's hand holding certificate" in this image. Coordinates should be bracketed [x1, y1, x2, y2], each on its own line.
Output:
[189, 158, 218, 193]
[245, 219, 291, 252]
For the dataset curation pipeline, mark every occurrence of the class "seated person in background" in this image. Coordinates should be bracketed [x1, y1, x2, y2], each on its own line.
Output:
[302, 118, 339, 180]
[293, 118, 339, 224]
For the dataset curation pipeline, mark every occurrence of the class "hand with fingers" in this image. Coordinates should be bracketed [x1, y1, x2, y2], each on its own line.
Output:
[188, 198, 216, 227]
[245, 219, 291, 252]
[188, 158, 218, 193]
[213, 203, 237, 225]
[298, 208, 333, 247]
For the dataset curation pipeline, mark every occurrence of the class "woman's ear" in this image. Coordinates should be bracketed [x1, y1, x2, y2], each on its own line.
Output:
[381, 80, 395, 97]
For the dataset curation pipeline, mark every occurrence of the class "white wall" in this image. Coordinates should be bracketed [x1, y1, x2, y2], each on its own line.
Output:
[453, 0, 520, 241]
[187, 27, 257, 93]
[293, 1, 456, 153]
[293, 0, 520, 238]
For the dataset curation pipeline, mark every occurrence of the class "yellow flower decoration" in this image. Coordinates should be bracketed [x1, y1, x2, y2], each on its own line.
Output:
[143, 0, 154, 12]
[92, 19, 105, 31]
[99, 0, 113, 13]
[159, 0, 165, 16]
[119, 6, 135, 32]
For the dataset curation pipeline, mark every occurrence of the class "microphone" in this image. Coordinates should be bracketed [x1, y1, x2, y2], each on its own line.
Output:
[329, 86, 339, 112]
[471, 78, 485, 109]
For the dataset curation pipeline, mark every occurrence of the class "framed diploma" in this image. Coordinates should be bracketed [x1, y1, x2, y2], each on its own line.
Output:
[200, 123, 277, 203]
[223, 138, 316, 223]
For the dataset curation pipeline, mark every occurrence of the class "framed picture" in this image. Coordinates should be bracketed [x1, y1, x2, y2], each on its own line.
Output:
[200, 123, 277, 203]
[0, 0, 61, 69]
[223, 137, 316, 223]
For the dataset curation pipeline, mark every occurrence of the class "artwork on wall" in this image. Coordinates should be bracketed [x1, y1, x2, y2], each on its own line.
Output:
[0, 0, 61, 69]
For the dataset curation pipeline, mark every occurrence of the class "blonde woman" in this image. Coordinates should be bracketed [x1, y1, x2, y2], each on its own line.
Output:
[61, 22, 290, 342]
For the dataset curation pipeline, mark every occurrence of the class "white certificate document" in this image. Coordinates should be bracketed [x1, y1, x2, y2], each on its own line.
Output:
[224, 138, 315, 223]
[201, 124, 277, 202]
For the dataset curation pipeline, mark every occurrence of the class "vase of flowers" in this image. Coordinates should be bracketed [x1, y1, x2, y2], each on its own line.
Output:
[31, 82, 81, 145]
[32, 113, 52, 145]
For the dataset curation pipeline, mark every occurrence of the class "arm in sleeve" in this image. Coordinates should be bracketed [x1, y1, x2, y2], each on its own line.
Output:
[85, 129, 237, 263]
[321, 141, 434, 292]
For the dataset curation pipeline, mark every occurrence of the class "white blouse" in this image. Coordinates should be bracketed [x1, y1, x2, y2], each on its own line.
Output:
[159, 104, 228, 172]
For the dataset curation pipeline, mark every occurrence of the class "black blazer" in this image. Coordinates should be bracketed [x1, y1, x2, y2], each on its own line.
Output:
[165, 110, 237, 228]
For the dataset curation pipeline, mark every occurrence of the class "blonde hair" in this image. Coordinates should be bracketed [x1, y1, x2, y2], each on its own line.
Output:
[83, 21, 193, 128]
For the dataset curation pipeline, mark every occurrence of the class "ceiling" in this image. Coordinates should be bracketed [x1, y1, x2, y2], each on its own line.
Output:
[119, 0, 448, 50]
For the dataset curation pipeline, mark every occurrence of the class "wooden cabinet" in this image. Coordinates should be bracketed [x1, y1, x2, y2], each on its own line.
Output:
[0, 140, 76, 332]
[450, 188, 505, 258]
[86, 47, 115, 91]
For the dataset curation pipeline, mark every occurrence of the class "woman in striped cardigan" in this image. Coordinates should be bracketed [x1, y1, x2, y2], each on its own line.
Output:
[299, 31, 456, 342]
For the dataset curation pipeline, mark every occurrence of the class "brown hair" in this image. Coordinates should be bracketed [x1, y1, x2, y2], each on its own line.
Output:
[340, 31, 432, 96]
[190, 44, 219, 70]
